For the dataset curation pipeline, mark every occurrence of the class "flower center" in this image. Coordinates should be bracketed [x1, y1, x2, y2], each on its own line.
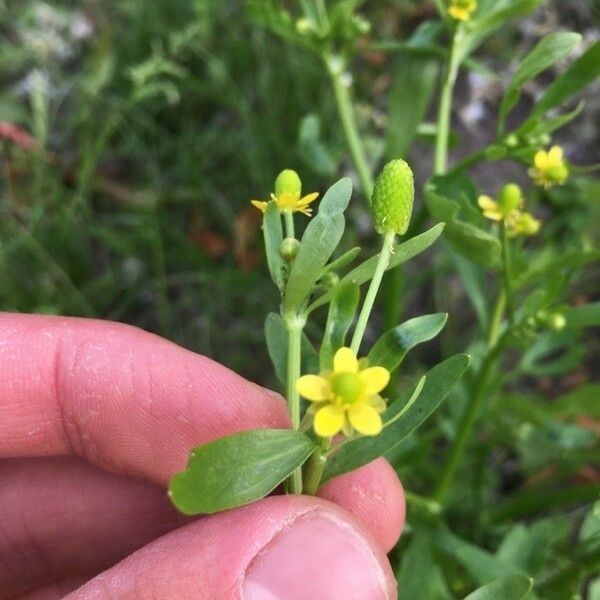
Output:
[277, 192, 300, 210]
[331, 372, 363, 404]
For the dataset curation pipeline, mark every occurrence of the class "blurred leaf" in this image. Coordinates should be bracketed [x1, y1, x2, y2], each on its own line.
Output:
[564, 302, 600, 329]
[519, 332, 584, 377]
[308, 224, 444, 313]
[552, 384, 600, 420]
[386, 55, 439, 158]
[284, 178, 352, 313]
[451, 250, 489, 328]
[169, 429, 315, 514]
[530, 39, 600, 118]
[320, 281, 360, 370]
[497, 522, 556, 575]
[499, 32, 581, 132]
[368, 313, 448, 372]
[298, 114, 338, 176]
[463, 574, 533, 600]
[263, 201, 285, 291]
[396, 533, 451, 599]
[322, 354, 470, 482]
[425, 188, 500, 266]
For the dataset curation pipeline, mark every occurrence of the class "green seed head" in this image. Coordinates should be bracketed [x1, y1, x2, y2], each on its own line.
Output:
[498, 183, 522, 214]
[371, 159, 414, 235]
[274, 169, 301, 197]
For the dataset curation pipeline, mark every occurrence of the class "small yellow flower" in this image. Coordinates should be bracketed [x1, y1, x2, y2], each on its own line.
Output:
[296, 347, 389, 438]
[478, 183, 540, 237]
[507, 211, 541, 237]
[528, 145, 569, 189]
[250, 191, 320, 216]
[448, 0, 477, 21]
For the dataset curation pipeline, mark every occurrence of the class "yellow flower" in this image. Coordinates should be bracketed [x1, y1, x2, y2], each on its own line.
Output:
[478, 183, 540, 237]
[448, 0, 477, 21]
[250, 191, 320, 216]
[528, 145, 569, 188]
[506, 210, 541, 237]
[296, 347, 389, 438]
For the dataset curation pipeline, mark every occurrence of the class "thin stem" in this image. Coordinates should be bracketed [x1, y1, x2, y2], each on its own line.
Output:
[285, 316, 304, 494]
[434, 331, 509, 504]
[434, 27, 462, 175]
[500, 222, 514, 324]
[283, 210, 295, 239]
[486, 290, 506, 349]
[350, 233, 395, 353]
[325, 52, 374, 200]
[304, 438, 330, 496]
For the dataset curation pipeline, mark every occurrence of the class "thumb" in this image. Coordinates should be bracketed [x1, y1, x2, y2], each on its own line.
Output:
[66, 495, 397, 600]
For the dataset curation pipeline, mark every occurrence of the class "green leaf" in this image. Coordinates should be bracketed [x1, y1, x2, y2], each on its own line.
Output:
[463, 575, 534, 600]
[514, 101, 584, 139]
[531, 39, 600, 118]
[564, 302, 600, 329]
[425, 188, 500, 266]
[283, 178, 352, 313]
[499, 32, 581, 131]
[263, 202, 285, 291]
[386, 55, 439, 159]
[308, 224, 444, 314]
[265, 313, 319, 385]
[322, 353, 470, 482]
[320, 246, 361, 277]
[169, 429, 316, 515]
[298, 114, 338, 176]
[320, 281, 360, 370]
[368, 313, 448, 372]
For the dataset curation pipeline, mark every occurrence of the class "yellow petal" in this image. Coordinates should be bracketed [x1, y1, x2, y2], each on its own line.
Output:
[534, 150, 549, 170]
[359, 367, 390, 395]
[314, 404, 345, 437]
[548, 145, 563, 165]
[333, 347, 358, 373]
[348, 403, 383, 436]
[297, 192, 319, 207]
[250, 200, 268, 213]
[277, 192, 299, 210]
[296, 375, 330, 401]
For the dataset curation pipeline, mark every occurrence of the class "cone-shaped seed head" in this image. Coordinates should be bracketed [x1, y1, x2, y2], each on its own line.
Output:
[371, 159, 414, 235]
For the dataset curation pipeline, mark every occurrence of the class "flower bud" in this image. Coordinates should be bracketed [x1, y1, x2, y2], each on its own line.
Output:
[371, 159, 414, 235]
[498, 183, 522, 214]
[279, 237, 300, 261]
[320, 271, 340, 290]
[546, 312, 567, 331]
[274, 169, 301, 198]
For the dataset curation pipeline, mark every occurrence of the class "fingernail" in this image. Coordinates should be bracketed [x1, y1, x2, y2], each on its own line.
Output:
[242, 512, 392, 600]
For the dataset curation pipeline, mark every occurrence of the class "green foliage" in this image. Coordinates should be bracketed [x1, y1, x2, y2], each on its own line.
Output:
[169, 429, 316, 514]
[463, 575, 533, 600]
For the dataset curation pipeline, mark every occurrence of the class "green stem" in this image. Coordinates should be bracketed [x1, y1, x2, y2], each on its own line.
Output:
[405, 491, 442, 516]
[434, 331, 509, 504]
[350, 233, 395, 353]
[304, 439, 330, 496]
[500, 222, 514, 324]
[283, 210, 295, 239]
[325, 52, 374, 200]
[285, 316, 304, 494]
[486, 290, 506, 349]
[434, 27, 462, 175]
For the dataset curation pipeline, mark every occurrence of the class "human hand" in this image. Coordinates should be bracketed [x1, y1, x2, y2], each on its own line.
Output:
[0, 313, 405, 599]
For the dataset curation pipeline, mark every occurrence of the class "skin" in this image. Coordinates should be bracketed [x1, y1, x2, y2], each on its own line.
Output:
[0, 313, 405, 599]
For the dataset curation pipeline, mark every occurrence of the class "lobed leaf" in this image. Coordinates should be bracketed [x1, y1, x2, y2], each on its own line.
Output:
[169, 429, 316, 515]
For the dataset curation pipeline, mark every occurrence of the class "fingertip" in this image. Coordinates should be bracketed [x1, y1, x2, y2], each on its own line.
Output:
[317, 457, 405, 552]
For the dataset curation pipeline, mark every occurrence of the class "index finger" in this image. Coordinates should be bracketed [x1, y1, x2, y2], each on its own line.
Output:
[0, 313, 290, 483]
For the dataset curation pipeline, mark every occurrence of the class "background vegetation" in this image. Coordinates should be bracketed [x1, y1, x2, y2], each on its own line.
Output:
[1, 1, 599, 597]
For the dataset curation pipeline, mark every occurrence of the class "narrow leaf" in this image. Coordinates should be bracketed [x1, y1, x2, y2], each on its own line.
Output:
[263, 202, 285, 291]
[307, 224, 444, 313]
[283, 178, 352, 313]
[322, 354, 470, 482]
[169, 429, 315, 515]
[320, 281, 360, 370]
[463, 574, 534, 600]
[368, 313, 448, 372]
